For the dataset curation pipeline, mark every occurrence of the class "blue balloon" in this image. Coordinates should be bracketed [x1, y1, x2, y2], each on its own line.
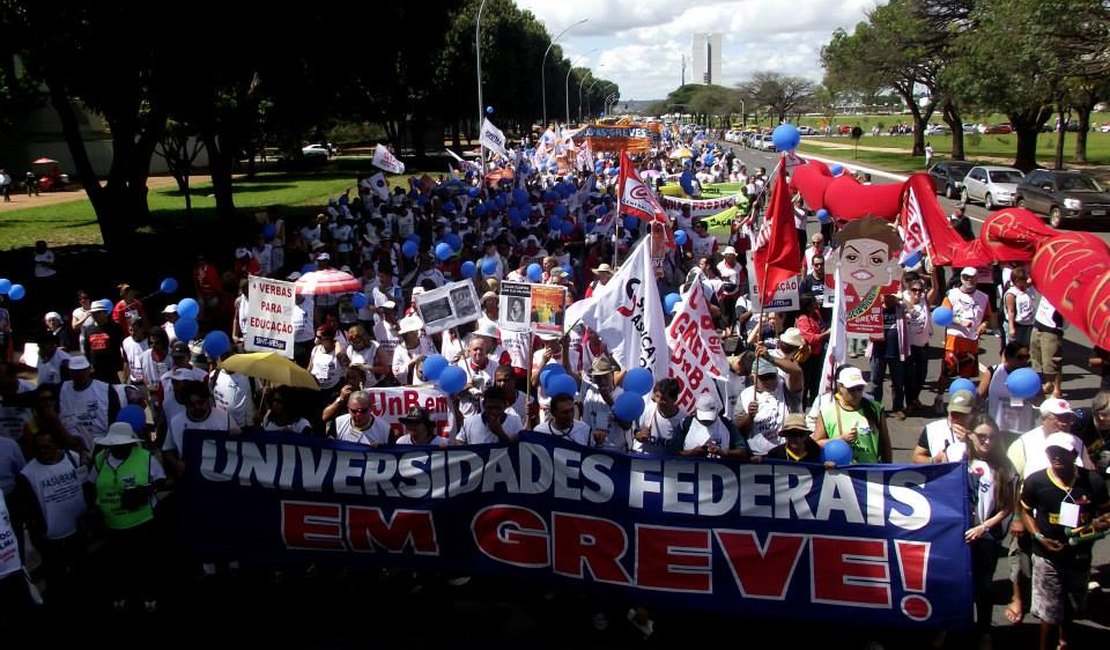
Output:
[623, 216, 639, 232]
[435, 242, 454, 262]
[437, 365, 467, 394]
[772, 124, 801, 151]
[949, 378, 976, 396]
[467, 186, 480, 198]
[597, 203, 609, 215]
[351, 292, 369, 309]
[822, 438, 854, 466]
[622, 368, 654, 397]
[443, 200, 457, 214]
[486, 106, 494, 115]
[406, 234, 422, 245]
[613, 392, 646, 422]
[422, 354, 448, 382]
[474, 203, 488, 217]
[202, 330, 231, 359]
[1005, 367, 1041, 399]
[160, 277, 178, 294]
[175, 316, 198, 341]
[513, 188, 529, 205]
[262, 224, 276, 240]
[527, 263, 543, 282]
[932, 306, 953, 327]
[0, 279, 10, 294]
[115, 405, 147, 434]
[547, 374, 578, 398]
[481, 258, 498, 276]
[444, 233, 462, 252]
[830, 164, 844, 176]
[177, 298, 200, 320]
[460, 261, 476, 279]
[664, 292, 681, 315]
[559, 220, 574, 235]
[674, 229, 688, 246]
[7, 284, 25, 301]
[402, 240, 420, 259]
[539, 363, 565, 390]
[301, 263, 317, 274]
[554, 204, 568, 218]
[816, 208, 830, 223]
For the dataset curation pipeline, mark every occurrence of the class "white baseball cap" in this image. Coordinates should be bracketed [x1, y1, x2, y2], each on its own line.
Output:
[398, 315, 424, 335]
[695, 393, 720, 421]
[960, 267, 978, 278]
[1044, 432, 1080, 455]
[1040, 398, 1075, 417]
[722, 246, 737, 256]
[838, 366, 867, 389]
[162, 304, 178, 314]
[67, 355, 91, 371]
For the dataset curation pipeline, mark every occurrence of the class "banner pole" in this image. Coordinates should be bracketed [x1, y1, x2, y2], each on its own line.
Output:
[613, 151, 623, 268]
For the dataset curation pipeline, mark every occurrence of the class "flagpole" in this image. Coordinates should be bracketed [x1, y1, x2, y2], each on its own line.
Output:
[613, 150, 623, 267]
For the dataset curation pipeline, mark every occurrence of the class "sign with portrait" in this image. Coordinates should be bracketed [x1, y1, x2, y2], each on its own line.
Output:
[499, 281, 567, 337]
[831, 217, 903, 335]
[414, 280, 482, 335]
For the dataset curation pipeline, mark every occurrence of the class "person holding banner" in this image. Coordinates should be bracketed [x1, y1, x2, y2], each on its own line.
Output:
[762, 413, 827, 464]
[737, 357, 791, 456]
[455, 386, 523, 445]
[631, 378, 684, 455]
[259, 386, 313, 435]
[813, 367, 892, 464]
[670, 393, 748, 459]
[332, 390, 390, 446]
[494, 365, 528, 422]
[456, 338, 495, 417]
[396, 406, 446, 446]
[534, 394, 592, 447]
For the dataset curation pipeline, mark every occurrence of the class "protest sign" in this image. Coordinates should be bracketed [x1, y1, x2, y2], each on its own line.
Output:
[372, 144, 405, 174]
[480, 118, 510, 159]
[832, 217, 903, 336]
[666, 283, 729, 414]
[245, 275, 296, 358]
[498, 281, 533, 333]
[499, 281, 566, 337]
[415, 280, 482, 335]
[182, 431, 973, 628]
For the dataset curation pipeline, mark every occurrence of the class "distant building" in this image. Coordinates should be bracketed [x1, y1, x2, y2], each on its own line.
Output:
[691, 33, 722, 85]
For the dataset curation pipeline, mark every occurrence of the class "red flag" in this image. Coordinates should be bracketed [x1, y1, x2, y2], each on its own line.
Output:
[899, 173, 991, 267]
[618, 150, 667, 224]
[617, 150, 674, 247]
[752, 157, 802, 306]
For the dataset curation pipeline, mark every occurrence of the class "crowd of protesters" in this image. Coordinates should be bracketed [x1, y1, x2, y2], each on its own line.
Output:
[0, 128, 1107, 649]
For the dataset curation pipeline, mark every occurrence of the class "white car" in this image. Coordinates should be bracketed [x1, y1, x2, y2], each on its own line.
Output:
[797, 126, 818, 136]
[754, 134, 776, 151]
[302, 143, 331, 159]
[924, 123, 948, 135]
[960, 165, 1024, 209]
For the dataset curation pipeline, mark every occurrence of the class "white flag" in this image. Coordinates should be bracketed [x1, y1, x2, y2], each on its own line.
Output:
[479, 118, 510, 160]
[817, 264, 847, 399]
[666, 282, 730, 414]
[372, 144, 405, 174]
[366, 172, 390, 200]
[580, 238, 668, 379]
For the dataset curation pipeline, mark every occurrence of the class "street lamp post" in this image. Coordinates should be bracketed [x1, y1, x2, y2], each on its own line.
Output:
[738, 99, 745, 129]
[585, 80, 610, 121]
[541, 18, 588, 132]
[565, 49, 597, 127]
[578, 64, 604, 123]
[476, 0, 488, 174]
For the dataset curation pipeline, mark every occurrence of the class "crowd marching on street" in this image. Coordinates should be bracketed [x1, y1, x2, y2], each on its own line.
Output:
[0, 121, 1108, 650]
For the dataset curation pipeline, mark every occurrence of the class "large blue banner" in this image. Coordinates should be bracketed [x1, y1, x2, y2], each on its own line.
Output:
[181, 431, 972, 627]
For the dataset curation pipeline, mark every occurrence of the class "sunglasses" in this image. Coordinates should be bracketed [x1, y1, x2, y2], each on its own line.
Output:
[846, 386, 865, 393]
[973, 434, 994, 443]
[909, 287, 923, 292]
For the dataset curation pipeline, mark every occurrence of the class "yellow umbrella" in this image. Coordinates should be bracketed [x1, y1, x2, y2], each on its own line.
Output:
[220, 352, 320, 391]
[669, 147, 693, 159]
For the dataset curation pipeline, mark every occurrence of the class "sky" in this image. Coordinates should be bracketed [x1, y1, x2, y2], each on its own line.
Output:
[514, 0, 881, 101]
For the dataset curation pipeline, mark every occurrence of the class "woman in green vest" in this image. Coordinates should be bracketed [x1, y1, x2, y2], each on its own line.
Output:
[813, 366, 892, 463]
[84, 421, 165, 613]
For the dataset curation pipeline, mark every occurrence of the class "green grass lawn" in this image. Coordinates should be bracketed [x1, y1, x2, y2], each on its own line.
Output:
[800, 130, 1110, 165]
[0, 169, 423, 251]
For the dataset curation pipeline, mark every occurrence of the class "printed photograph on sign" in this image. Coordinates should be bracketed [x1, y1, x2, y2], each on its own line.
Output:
[498, 281, 534, 332]
[530, 285, 567, 336]
[415, 280, 482, 335]
[833, 217, 902, 335]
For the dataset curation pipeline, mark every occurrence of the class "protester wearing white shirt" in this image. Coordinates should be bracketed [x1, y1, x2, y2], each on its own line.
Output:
[455, 386, 523, 445]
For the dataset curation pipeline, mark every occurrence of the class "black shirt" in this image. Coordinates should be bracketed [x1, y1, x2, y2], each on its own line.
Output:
[1021, 467, 1109, 562]
[765, 436, 823, 463]
[85, 321, 124, 384]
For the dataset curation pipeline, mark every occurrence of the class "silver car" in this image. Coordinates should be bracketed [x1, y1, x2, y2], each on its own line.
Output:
[960, 165, 1024, 209]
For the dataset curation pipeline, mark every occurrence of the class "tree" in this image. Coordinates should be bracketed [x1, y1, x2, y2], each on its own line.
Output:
[1, 0, 169, 253]
[948, 0, 1108, 170]
[737, 72, 814, 125]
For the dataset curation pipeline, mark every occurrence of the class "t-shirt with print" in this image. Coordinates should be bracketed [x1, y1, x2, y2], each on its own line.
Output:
[1021, 467, 1108, 562]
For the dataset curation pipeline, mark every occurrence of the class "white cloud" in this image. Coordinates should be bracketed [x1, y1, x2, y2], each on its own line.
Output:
[515, 0, 880, 99]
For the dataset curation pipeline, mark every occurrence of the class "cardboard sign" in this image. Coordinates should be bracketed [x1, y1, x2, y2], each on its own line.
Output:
[245, 275, 296, 358]
[415, 280, 482, 335]
[499, 281, 567, 337]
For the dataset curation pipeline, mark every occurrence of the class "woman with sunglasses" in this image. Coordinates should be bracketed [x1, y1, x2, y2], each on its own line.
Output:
[979, 341, 1041, 438]
[901, 274, 934, 414]
[954, 415, 1017, 648]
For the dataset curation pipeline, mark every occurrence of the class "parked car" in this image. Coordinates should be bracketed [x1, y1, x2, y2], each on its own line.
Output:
[797, 125, 819, 136]
[753, 134, 776, 151]
[924, 123, 949, 136]
[961, 165, 1024, 209]
[837, 125, 853, 135]
[1014, 169, 1110, 228]
[302, 143, 332, 159]
[981, 123, 1013, 134]
[927, 160, 976, 199]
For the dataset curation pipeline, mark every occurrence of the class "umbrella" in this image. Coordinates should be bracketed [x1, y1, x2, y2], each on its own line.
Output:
[32, 157, 60, 165]
[668, 147, 693, 160]
[220, 352, 319, 390]
[294, 268, 361, 295]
